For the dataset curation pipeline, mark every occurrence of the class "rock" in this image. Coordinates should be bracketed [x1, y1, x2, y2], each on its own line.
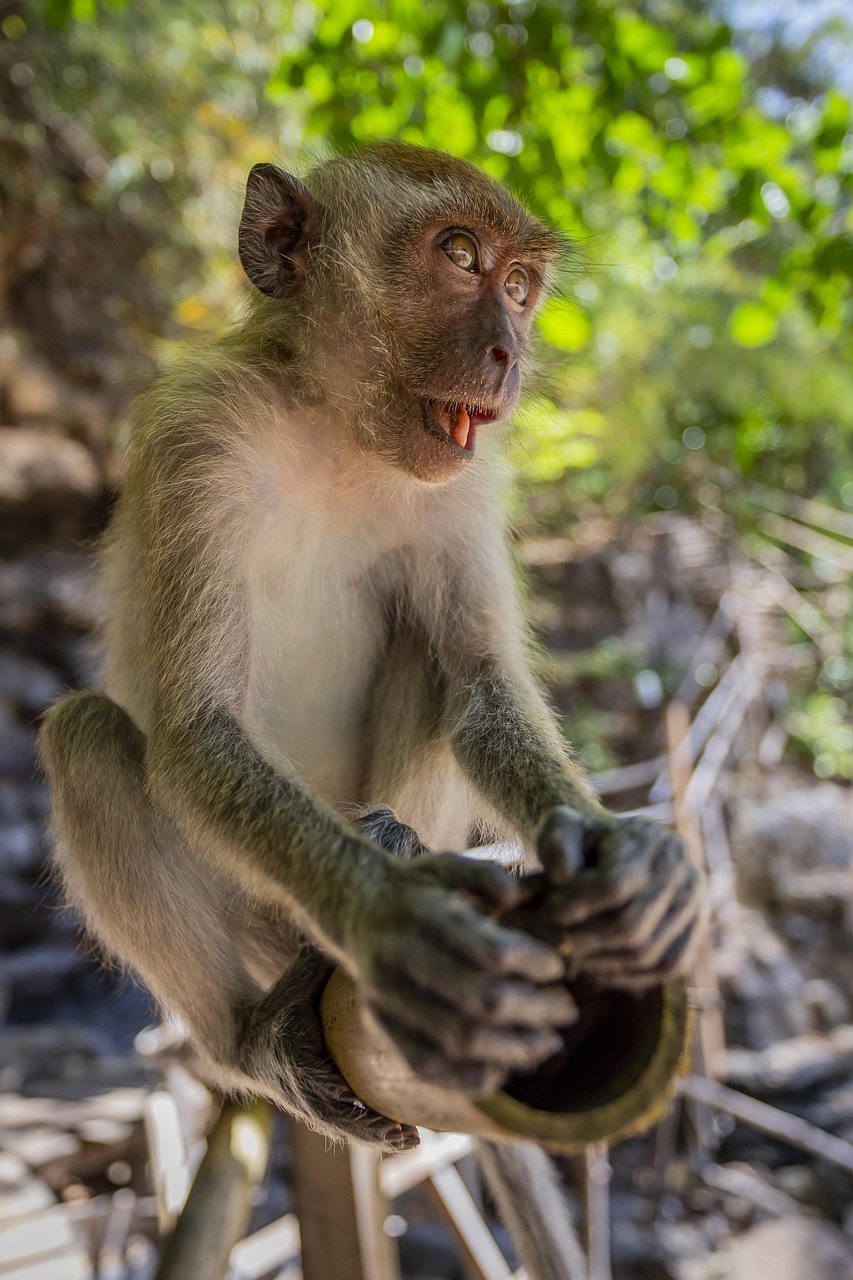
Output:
[722, 1025, 853, 1096]
[4, 353, 64, 420]
[0, 426, 100, 503]
[0, 428, 105, 550]
[714, 908, 809, 1048]
[802, 979, 850, 1028]
[733, 781, 853, 903]
[775, 868, 853, 921]
[692, 1217, 853, 1280]
[0, 651, 64, 718]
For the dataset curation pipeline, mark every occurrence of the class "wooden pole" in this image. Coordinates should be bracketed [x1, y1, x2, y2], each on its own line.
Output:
[584, 1143, 612, 1280]
[155, 1100, 272, 1280]
[290, 1121, 399, 1280]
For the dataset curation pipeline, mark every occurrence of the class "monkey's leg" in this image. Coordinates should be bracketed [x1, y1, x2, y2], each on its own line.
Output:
[351, 807, 429, 860]
[40, 694, 417, 1151]
[240, 945, 418, 1150]
[448, 671, 705, 985]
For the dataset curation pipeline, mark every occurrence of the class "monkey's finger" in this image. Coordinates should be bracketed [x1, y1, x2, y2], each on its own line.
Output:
[380, 1021, 506, 1095]
[577, 875, 703, 979]
[422, 852, 523, 910]
[396, 942, 576, 1028]
[483, 980, 576, 1029]
[566, 855, 695, 959]
[632, 867, 705, 970]
[356, 1116, 421, 1151]
[354, 808, 431, 861]
[468, 1025, 564, 1071]
[546, 827, 680, 928]
[572, 858, 704, 968]
[584, 916, 699, 989]
[436, 909, 565, 983]
[372, 977, 564, 1074]
[536, 807, 588, 884]
[307, 1081, 421, 1150]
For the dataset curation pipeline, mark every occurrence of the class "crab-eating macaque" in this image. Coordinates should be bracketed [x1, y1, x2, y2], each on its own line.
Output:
[40, 144, 705, 1280]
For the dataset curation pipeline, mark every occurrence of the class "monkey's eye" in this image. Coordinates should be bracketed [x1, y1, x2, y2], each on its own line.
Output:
[505, 267, 529, 305]
[441, 232, 478, 272]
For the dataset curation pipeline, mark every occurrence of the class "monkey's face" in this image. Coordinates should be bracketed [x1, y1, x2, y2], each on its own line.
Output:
[376, 221, 546, 484]
[238, 148, 562, 486]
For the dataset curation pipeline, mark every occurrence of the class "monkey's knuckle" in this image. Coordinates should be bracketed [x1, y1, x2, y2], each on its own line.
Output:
[480, 979, 510, 1017]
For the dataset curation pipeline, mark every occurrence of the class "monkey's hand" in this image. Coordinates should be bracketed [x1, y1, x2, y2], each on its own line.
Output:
[528, 808, 706, 990]
[349, 854, 576, 1097]
[243, 949, 420, 1151]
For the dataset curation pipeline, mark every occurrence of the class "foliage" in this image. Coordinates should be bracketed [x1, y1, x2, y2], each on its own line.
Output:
[4, 0, 852, 776]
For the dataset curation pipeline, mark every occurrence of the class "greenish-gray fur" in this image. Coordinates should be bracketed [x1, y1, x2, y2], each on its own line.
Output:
[40, 143, 705, 1280]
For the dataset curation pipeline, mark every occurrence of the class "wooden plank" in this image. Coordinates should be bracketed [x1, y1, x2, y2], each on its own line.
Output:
[290, 1122, 399, 1280]
[748, 483, 853, 541]
[228, 1213, 300, 1280]
[0, 1249, 92, 1280]
[584, 1143, 612, 1280]
[0, 1182, 54, 1225]
[144, 1091, 190, 1231]
[678, 1075, 853, 1176]
[665, 699, 725, 1162]
[650, 656, 749, 803]
[96, 1189, 136, 1280]
[761, 513, 853, 572]
[0, 1207, 77, 1269]
[380, 1132, 474, 1200]
[426, 1165, 512, 1280]
[589, 758, 664, 798]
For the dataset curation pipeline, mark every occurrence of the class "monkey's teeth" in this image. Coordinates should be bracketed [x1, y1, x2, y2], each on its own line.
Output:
[431, 401, 474, 450]
[451, 407, 472, 449]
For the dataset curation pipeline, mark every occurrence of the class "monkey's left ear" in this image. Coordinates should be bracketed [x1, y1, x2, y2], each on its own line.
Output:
[238, 164, 326, 298]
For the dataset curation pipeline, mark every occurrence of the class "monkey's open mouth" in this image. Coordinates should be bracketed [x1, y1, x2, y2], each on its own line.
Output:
[428, 401, 498, 453]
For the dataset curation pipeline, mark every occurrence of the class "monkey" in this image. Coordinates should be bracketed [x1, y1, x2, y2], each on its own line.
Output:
[40, 143, 705, 1280]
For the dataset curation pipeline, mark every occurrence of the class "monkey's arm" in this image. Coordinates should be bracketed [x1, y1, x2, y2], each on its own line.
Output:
[150, 708, 574, 1090]
[434, 545, 705, 989]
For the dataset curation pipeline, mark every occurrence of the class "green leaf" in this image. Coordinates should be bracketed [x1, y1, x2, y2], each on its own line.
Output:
[728, 303, 778, 348]
[537, 302, 592, 352]
[44, 0, 74, 28]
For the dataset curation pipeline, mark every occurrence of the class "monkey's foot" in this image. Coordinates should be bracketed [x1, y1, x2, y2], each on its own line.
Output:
[242, 948, 419, 1151]
[297, 1057, 420, 1151]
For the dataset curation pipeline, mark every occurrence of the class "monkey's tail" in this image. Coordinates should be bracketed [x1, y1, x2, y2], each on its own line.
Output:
[476, 1139, 588, 1280]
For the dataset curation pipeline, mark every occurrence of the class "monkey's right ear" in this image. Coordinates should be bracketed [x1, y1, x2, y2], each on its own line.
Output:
[238, 164, 326, 298]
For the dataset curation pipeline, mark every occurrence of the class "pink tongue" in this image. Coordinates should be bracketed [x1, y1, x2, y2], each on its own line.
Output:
[451, 406, 471, 449]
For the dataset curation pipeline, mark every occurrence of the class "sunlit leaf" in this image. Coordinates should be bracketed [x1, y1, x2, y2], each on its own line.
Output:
[538, 303, 592, 352]
[728, 302, 779, 347]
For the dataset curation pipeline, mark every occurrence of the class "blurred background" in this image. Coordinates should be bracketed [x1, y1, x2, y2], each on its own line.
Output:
[1, 1, 852, 1278]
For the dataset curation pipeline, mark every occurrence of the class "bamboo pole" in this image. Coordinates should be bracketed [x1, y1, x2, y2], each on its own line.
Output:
[154, 1100, 272, 1280]
[321, 968, 689, 1154]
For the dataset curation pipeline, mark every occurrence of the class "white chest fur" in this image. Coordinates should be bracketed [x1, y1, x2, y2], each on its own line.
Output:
[238, 428, 499, 813]
[242, 488, 407, 808]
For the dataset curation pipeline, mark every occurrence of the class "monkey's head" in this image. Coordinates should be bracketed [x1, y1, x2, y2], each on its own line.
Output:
[238, 143, 563, 483]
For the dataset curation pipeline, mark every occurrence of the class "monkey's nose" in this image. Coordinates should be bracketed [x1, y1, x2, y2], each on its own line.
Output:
[489, 345, 509, 363]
